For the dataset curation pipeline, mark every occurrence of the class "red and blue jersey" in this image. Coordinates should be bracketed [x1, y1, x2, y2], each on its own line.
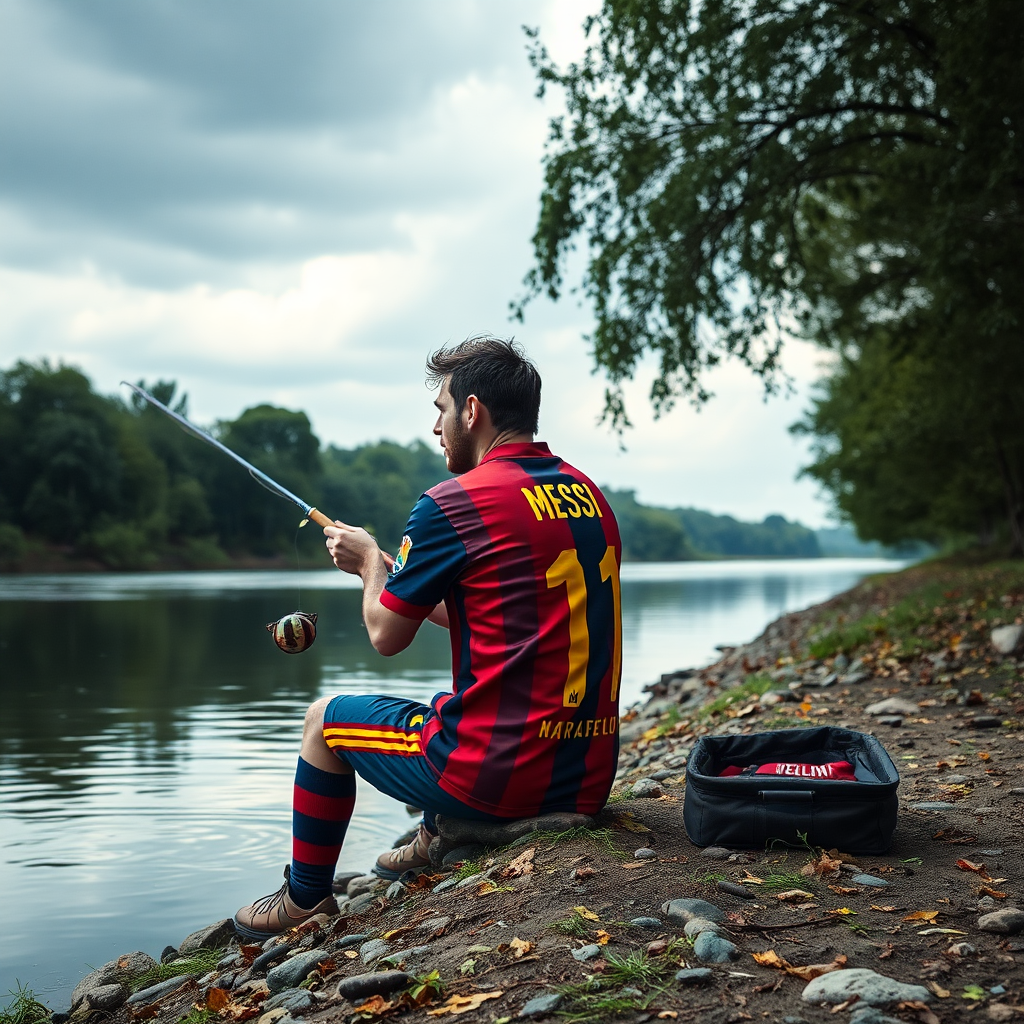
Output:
[380, 441, 622, 818]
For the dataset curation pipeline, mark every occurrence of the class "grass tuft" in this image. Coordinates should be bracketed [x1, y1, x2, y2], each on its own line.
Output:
[699, 674, 776, 720]
[129, 948, 224, 994]
[549, 915, 592, 939]
[0, 986, 50, 1024]
[602, 949, 667, 987]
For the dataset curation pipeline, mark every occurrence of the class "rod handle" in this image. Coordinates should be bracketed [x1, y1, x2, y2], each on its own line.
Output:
[307, 508, 340, 530]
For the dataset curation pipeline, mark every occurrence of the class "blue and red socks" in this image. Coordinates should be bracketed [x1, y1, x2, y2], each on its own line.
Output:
[288, 757, 356, 909]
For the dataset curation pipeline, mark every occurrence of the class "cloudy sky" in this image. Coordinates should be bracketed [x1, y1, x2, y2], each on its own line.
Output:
[0, 0, 835, 526]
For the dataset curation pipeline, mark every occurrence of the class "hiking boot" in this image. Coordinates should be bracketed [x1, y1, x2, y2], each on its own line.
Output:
[233, 866, 339, 940]
[373, 823, 433, 880]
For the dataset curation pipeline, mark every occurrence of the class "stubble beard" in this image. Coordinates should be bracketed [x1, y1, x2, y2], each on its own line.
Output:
[443, 417, 474, 475]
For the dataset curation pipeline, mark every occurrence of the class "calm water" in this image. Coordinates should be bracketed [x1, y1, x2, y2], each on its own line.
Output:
[0, 558, 900, 1001]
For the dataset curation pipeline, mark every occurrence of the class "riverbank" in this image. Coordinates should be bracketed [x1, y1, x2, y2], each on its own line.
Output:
[10, 557, 1024, 1024]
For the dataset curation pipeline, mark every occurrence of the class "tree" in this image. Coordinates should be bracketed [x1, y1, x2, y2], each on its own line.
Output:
[519, 0, 1024, 548]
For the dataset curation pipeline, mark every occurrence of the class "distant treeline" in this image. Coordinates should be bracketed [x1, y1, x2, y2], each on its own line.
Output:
[0, 360, 878, 572]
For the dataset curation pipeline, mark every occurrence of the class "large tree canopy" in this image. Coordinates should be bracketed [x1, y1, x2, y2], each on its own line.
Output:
[521, 0, 1023, 548]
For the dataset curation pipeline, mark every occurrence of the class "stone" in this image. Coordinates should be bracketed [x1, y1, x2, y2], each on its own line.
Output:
[160, 946, 178, 964]
[359, 938, 390, 964]
[252, 944, 295, 972]
[385, 881, 405, 900]
[910, 801, 956, 810]
[347, 892, 378, 915]
[865, 697, 919, 716]
[877, 716, 903, 727]
[81, 985, 128, 1012]
[630, 778, 665, 798]
[572, 945, 602, 961]
[332, 933, 370, 950]
[263, 989, 317, 1014]
[801, 968, 932, 1007]
[383, 945, 433, 969]
[661, 897, 725, 924]
[126, 977, 199, 1006]
[650, 769, 682, 781]
[896, 738, 915, 748]
[634, 848, 657, 860]
[415, 915, 452, 933]
[716, 880, 753, 899]
[674, 968, 712, 984]
[257, 1010, 291, 1024]
[683, 918, 724, 939]
[332, 870, 363, 894]
[441, 844, 486, 867]
[977, 897, 998, 911]
[692, 932, 739, 963]
[762, 689, 799, 705]
[850, 874, 889, 888]
[833, 654, 850, 673]
[346, 875, 380, 898]
[336, 972, 414, 1001]
[519, 993, 563, 1018]
[991, 625, 1023, 655]
[970, 715, 1003, 729]
[432, 877, 460, 894]
[435, 812, 595, 848]
[629, 918, 663, 929]
[977, 908, 1024, 935]
[700, 846, 732, 860]
[947, 942, 976, 956]
[818, 673, 838, 689]
[266, 948, 330, 993]
[179, 919, 237, 954]
[845, 671, 870, 685]
[457, 872, 488, 889]
[848, 1009, 905, 1024]
[71, 953, 160, 1010]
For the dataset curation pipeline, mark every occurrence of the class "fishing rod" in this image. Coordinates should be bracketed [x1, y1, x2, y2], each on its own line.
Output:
[122, 382, 336, 531]
[122, 381, 343, 654]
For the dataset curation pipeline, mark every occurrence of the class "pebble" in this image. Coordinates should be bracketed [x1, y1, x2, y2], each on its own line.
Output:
[692, 932, 739, 963]
[865, 697, 919, 716]
[433, 877, 460, 894]
[977, 908, 1024, 935]
[896, 739, 915, 748]
[675, 968, 712, 984]
[263, 990, 316, 1014]
[252, 944, 294, 973]
[1010, 788, 1024, 796]
[782, 1018, 808, 1024]
[179, 919, 237, 955]
[850, 874, 889, 888]
[336, 971, 414, 1001]
[662, 897, 725, 924]
[257, 1009, 291, 1024]
[650, 769, 681, 781]
[700, 847, 732, 860]
[332, 933, 370, 950]
[572, 944, 602, 961]
[519, 993, 563, 1018]
[347, 892, 378, 915]
[877, 716, 903, 727]
[346, 875, 380, 898]
[970, 715, 1003, 728]
[630, 778, 665, 798]
[980, 849, 1003, 856]
[332, 870, 363, 894]
[947, 942, 975, 956]
[442, 844, 486, 867]
[80, 985, 128, 1012]
[266, 948, 330, 993]
[71, 953, 159, 1010]
[801, 968, 932, 1007]
[160, 945, 178, 963]
[991, 624, 1023, 655]
[848, 1009, 905, 1024]
[415, 915, 452, 933]
[359, 938, 390, 964]
[383, 945, 433, 969]
[716, 880, 753, 899]
[909, 801, 956, 810]
[628, 917, 663, 929]
[385, 881, 405, 900]
[634, 847, 657, 860]
[456, 872, 489, 889]
[683, 918, 724, 939]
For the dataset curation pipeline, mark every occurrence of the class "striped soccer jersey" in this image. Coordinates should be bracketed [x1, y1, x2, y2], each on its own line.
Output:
[378, 441, 622, 817]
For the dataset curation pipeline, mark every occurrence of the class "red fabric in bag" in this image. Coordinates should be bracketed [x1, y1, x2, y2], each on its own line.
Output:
[718, 760, 856, 781]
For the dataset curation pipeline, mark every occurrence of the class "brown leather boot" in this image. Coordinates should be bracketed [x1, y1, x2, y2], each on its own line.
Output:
[233, 866, 339, 940]
[373, 823, 433, 880]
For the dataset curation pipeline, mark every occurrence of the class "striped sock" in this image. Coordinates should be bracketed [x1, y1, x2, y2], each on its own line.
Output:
[288, 757, 356, 909]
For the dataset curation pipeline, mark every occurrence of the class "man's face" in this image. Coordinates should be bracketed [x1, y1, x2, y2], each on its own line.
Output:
[433, 379, 475, 475]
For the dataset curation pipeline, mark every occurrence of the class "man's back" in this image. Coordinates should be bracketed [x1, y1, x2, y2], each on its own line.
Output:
[383, 441, 622, 817]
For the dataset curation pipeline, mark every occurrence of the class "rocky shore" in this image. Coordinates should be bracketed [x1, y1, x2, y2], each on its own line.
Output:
[30, 559, 1024, 1024]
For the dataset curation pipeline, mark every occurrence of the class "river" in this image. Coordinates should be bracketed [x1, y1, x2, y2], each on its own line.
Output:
[0, 558, 900, 1001]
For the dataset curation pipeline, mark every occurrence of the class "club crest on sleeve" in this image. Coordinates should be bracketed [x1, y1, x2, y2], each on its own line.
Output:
[392, 534, 413, 573]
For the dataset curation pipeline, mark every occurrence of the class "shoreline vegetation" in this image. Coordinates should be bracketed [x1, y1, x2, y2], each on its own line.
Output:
[0, 361, 923, 576]
[5, 553, 1022, 1023]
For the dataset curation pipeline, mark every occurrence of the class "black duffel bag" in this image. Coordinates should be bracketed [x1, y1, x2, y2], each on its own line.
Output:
[683, 726, 900, 854]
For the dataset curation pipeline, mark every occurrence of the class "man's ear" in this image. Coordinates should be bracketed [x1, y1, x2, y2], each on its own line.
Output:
[464, 394, 483, 430]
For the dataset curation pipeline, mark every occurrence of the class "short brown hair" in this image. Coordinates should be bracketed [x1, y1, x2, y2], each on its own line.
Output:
[426, 335, 541, 435]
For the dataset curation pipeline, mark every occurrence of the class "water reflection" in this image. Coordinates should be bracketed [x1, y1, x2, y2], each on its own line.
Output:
[0, 559, 900, 1001]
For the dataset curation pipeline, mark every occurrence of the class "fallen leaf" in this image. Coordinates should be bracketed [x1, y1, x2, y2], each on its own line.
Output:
[509, 937, 533, 959]
[501, 848, 535, 879]
[801, 852, 842, 877]
[870, 905, 897, 913]
[614, 812, 652, 833]
[573, 906, 600, 921]
[961, 985, 987, 1002]
[206, 989, 231, 1013]
[903, 911, 939, 923]
[917, 928, 967, 936]
[752, 950, 847, 980]
[829, 885, 861, 895]
[354, 995, 394, 1015]
[595, 930, 611, 946]
[828, 908, 857, 916]
[621, 861, 648, 869]
[956, 859, 994, 881]
[344, 949, 359, 959]
[459, 958, 476, 976]
[979, 886, 1007, 899]
[427, 992, 503, 1016]
[898, 1000, 940, 1024]
[658, 1013, 678, 1020]
[776, 889, 815, 901]
[977, 751, 991, 761]
[927, 982, 951, 998]
[741, 871, 765, 884]
[476, 881, 498, 895]
[878, 942, 895, 960]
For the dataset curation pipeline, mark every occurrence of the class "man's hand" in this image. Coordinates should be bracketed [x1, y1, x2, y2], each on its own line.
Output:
[324, 522, 382, 576]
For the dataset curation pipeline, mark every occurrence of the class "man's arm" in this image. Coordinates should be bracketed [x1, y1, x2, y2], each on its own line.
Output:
[324, 522, 422, 656]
